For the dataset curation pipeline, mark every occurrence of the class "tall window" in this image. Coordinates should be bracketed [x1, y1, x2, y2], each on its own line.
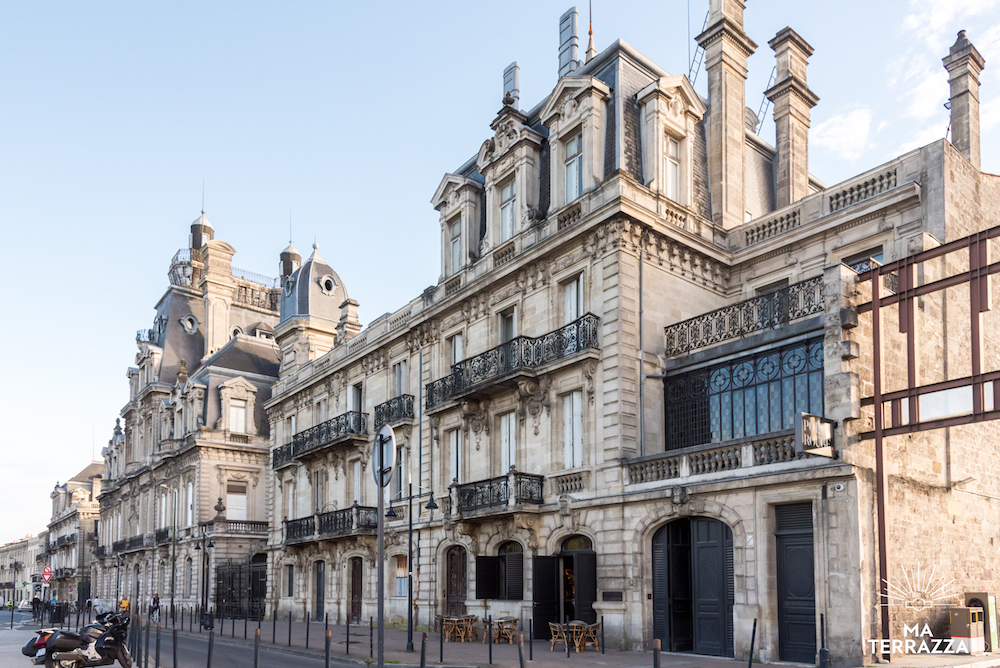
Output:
[564, 134, 583, 203]
[499, 412, 516, 472]
[226, 481, 248, 521]
[448, 429, 462, 484]
[563, 391, 584, 468]
[394, 556, 408, 597]
[393, 361, 407, 398]
[500, 179, 516, 242]
[392, 446, 406, 498]
[449, 333, 464, 366]
[285, 415, 296, 444]
[349, 384, 363, 413]
[229, 399, 248, 434]
[449, 218, 462, 275]
[353, 461, 362, 504]
[498, 307, 516, 344]
[186, 558, 193, 597]
[664, 136, 680, 201]
[664, 338, 824, 450]
[313, 470, 326, 513]
[563, 274, 584, 324]
[186, 482, 194, 525]
[285, 565, 294, 597]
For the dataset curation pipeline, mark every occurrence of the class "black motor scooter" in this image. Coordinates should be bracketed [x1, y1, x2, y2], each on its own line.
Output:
[21, 611, 132, 667]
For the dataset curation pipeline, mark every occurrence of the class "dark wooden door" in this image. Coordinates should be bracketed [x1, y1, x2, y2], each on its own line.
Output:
[314, 561, 325, 621]
[445, 546, 467, 616]
[350, 557, 362, 622]
[776, 503, 816, 663]
[532, 556, 560, 639]
[573, 552, 598, 623]
[652, 520, 693, 652]
[691, 518, 733, 657]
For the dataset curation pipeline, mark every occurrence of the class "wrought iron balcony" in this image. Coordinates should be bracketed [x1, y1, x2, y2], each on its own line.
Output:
[374, 395, 415, 430]
[94, 546, 107, 559]
[450, 471, 544, 518]
[848, 257, 899, 293]
[272, 411, 369, 468]
[284, 505, 378, 545]
[663, 276, 823, 357]
[154, 528, 171, 545]
[426, 314, 600, 408]
[112, 539, 127, 554]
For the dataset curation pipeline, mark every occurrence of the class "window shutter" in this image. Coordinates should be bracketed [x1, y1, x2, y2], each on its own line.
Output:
[563, 394, 573, 468]
[505, 552, 524, 601]
[450, 430, 461, 485]
[500, 414, 511, 472]
[475, 556, 500, 600]
[572, 391, 584, 468]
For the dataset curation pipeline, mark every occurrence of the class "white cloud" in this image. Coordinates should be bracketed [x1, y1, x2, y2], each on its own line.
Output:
[892, 122, 949, 156]
[902, 0, 999, 53]
[812, 109, 874, 161]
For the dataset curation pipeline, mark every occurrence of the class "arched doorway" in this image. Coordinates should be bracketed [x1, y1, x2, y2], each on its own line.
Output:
[314, 561, 325, 620]
[445, 546, 467, 617]
[532, 534, 597, 638]
[652, 518, 733, 657]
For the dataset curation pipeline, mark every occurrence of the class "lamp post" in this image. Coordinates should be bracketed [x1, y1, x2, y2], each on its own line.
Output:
[193, 528, 214, 629]
[159, 484, 178, 624]
[385, 484, 438, 652]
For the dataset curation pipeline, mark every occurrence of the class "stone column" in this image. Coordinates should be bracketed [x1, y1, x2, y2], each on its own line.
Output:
[765, 27, 819, 208]
[943, 30, 986, 170]
[696, 0, 757, 229]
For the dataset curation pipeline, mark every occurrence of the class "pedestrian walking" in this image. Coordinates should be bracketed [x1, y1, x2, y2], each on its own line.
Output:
[150, 594, 161, 624]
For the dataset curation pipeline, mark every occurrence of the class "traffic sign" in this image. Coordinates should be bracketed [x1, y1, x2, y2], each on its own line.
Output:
[372, 424, 396, 488]
[41, 565, 52, 584]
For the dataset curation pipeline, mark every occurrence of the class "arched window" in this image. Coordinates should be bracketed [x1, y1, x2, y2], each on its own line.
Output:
[561, 535, 593, 552]
[475, 541, 523, 601]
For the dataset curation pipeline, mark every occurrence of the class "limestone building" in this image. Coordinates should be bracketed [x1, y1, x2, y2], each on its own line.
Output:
[46, 462, 103, 605]
[93, 217, 280, 618]
[0, 535, 42, 607]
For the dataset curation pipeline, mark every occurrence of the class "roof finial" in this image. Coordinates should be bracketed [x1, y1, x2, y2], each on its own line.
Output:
[586, 0, 597, 62]
[313, 234, 318, 251]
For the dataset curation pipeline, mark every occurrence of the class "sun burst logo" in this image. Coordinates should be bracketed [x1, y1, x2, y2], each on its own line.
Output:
[881, 563, 959, 611]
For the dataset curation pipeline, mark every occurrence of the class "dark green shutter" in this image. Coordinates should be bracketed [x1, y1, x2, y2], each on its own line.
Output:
[475, 556, 500, 600]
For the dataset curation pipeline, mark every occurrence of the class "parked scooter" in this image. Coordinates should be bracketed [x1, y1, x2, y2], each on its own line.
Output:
[21, 610, 132, 667]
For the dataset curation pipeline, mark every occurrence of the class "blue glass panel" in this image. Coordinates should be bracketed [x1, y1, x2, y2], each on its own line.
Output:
[710, 394, 721, 443]
[782, 377, 795, 430]
[733, 390, 745, 439]
[745, 386, 757, 437]
[721, 392, 732, 441]
[770, 382, 782, 432]
[757, 384, 770, 434]
[795, 375, 809, 416]
[809, 370, 824, 415]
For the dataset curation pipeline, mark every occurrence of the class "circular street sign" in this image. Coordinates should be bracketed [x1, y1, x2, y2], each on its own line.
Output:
[372, 424, 396, 488]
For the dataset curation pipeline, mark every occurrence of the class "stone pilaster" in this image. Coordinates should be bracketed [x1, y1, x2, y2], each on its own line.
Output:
[696, 0, 757, 229]
[765, 27, 819, 208]
[943, 30, 986, 170]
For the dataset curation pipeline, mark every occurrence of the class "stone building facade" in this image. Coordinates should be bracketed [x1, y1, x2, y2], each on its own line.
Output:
[0, 534, 42, 607]
[46, 462, 103, 604]
[259, 5, 1000, 667]
[93, 216, 280, 617]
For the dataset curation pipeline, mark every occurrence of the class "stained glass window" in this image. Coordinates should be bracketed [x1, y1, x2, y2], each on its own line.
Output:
[664, 338, 824, 451]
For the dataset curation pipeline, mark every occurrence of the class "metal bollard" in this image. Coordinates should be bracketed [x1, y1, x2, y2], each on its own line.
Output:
[438, 614, 443, 663]
[272, 610, 276, 644]
[488, 617, 493, 665]
[601, 615, 605, 655]
[325, 612, 328, 637]
[155, 623, 161, 668]
[325, 629, 331, 668]
[306, 611, 310, 649]
[253, 628, 260, 668]
[197, 605, 201, 634]
[529, 619, 533, 661]
[653, 638, 661, 668]
[287, 611, 292, 647]
[518, 633, 526, 668]
[207, 629, 215, 668]
[748, 618, 758, 668]
[172, 629, 178, 668]
[346, 615, 350, 655]
[565, 619, 570, 659]
[244, 606, 248, 640]
[145, 619, 151, 668]
[419, 631, 427, 668]
[370, 616, 373, 658]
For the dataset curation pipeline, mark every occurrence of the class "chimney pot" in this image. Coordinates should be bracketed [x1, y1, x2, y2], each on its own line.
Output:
[943, 29, 986, 169]
[558, 7, 581, 77]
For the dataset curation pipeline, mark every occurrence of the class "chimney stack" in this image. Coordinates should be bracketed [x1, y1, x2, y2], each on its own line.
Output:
[766, 27, 819, 209]
[503, 62, 520, 108]
[943, 30, 986, 170]
[558, 7, 581, 77]
[697, 0, 757, 229]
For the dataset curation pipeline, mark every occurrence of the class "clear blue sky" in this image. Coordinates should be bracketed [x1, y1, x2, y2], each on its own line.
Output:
[2, 0, 999, 541]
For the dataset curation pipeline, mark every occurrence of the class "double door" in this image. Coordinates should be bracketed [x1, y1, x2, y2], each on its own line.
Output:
[531, 552, 597, 638]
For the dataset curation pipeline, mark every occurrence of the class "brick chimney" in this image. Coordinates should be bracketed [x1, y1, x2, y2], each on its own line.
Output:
[765, 27, 819, 208]
[943, 30, 986, 170]
[697, 0, 757, 229]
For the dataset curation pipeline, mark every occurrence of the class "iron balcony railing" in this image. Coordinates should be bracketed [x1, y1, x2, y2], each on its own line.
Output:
[272, 411, 369, 468]
[94, 546, 107, 558]
[112, 539, 127, 554]
[374, 395, 415, 430]
[663, 276, 824, 357]
[154, 528, 171, 545]
[454, 471, 544, 514]
[427, 314, 600, 408]
[847, 257, 899, 293]
[284, 505, 378, 544]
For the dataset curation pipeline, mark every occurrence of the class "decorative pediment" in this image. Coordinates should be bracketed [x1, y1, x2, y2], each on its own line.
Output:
[219, 376, 257, 399]
[476, 106, 543, 173]
[636, 75, 707, 121]
[431, 173, 484, 212]
[540, 76, 611, 125]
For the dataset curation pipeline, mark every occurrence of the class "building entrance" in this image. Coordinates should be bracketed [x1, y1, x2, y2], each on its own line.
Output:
[652, 517, 734, 657]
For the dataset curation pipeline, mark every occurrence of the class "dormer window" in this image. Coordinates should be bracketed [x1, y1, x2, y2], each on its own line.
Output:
[449, 218, 463, 276]
[500, 179, 517, 242]
[564, 133, 583, 203]
[664, 136, 680, 201]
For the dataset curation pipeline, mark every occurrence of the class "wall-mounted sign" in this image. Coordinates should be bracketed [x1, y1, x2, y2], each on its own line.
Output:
[796, 413, 835, 457]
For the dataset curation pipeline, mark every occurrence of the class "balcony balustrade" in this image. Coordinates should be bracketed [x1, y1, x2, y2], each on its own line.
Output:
[94, 546, 107, 559]
[284, 505, 378, 545]
[663, 277, 823, 357]
[427, 314, 600, 409]
[112, 539, 127, 554]
[373, 395, 415, 430]
[448, 470, 544, 519]
[272, 412, 369, 468]
[154, 528, 171, 545]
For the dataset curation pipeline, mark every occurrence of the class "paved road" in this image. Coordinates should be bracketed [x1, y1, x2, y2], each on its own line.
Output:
[0, 612, 354, 668]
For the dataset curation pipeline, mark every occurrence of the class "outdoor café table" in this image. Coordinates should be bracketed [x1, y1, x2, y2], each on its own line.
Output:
[497, 617, 518, 644]
[578, 621, 601, 652]
[462, 615, 479, 641]
[567, 620, 587, 652]
[443, 616, 465, 642]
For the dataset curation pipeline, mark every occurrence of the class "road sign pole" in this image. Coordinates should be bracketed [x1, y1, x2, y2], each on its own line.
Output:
[372, 425, 395, 668]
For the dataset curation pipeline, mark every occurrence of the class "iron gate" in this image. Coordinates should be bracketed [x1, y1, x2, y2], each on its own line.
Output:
[215, 554, 267, 620]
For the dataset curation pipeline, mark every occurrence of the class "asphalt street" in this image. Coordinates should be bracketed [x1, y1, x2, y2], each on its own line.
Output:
[0, 611, 355, 668]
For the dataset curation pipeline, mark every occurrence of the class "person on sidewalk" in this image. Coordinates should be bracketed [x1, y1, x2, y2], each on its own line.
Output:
[150, 593, 160, 623]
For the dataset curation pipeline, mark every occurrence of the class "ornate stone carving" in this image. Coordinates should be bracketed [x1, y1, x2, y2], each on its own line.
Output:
[460, 400, 490, 451]
[517, 378, 551, 435]
[216, 376, 259, 434]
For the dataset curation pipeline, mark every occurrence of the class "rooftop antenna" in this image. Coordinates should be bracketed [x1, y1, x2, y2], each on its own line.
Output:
[586, 0, 597, 62]
[687, 0, 691, 74]
[201, 179, 205, 215]
[289, 210, 293, 245]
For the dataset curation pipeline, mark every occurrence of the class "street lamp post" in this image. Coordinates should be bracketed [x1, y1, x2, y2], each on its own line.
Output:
[160, 484, 178, 625]
[386, 484, 438, 653]
[194, 529, 214, 630]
